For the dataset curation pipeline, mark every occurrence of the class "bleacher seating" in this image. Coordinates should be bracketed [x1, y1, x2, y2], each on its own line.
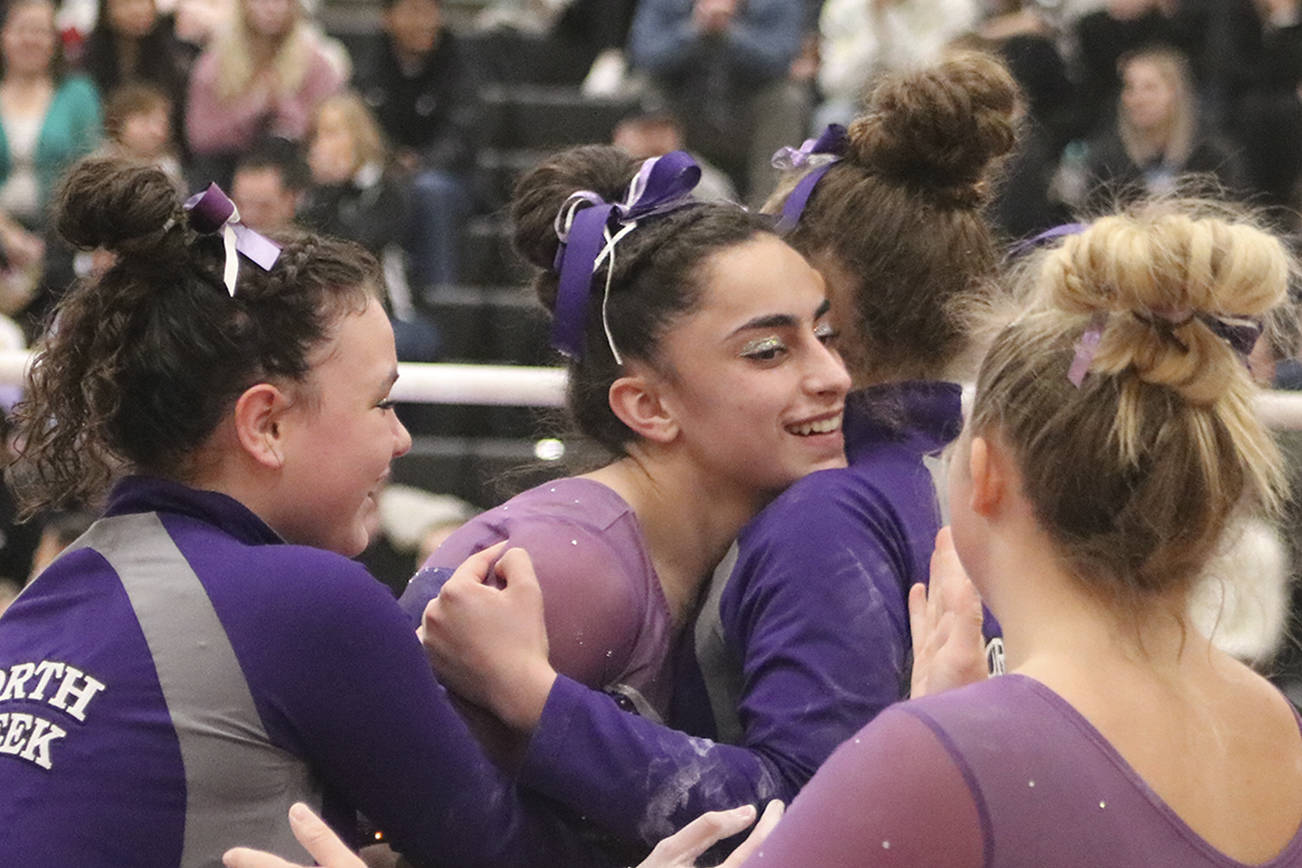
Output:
[372, 51, 638, 507]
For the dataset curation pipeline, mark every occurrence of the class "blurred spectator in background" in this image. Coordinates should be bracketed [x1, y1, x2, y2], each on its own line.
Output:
[1227, 0, 1302, 211]
[0, 0, 101, 338]
[611, 103, 739, 201]
[354, 0, 475, 291]
[1083, 46, 1242, 208]
[101, 82, 183, 186]
[629, 0, 807, 205]
[230, 141, 308, 232]
[473, 0, 640, 93]
[79, 0, 190, 141]
[1071, 0, 1205, 137]
[299, 92, 439, 362]
[816, 0, 979, 131]
[184, 0, 343, 188]
[956, 0, 1074, 237]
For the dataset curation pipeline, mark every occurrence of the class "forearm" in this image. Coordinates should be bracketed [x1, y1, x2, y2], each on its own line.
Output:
[517, 676, 790, 848]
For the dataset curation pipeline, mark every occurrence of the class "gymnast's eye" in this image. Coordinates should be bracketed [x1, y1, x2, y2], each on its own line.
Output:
[740, 336, 786, 362]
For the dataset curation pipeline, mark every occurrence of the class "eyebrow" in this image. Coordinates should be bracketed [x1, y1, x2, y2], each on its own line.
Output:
[728, 299, 832, 338]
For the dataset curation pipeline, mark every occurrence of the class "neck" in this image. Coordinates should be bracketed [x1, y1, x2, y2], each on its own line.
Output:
[981, 527, 1201, 684]
[584, 449, 770, 626]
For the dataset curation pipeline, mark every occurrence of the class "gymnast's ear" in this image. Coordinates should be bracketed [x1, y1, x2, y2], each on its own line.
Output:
[608, 370, 680, 444]
[966, 435, 1010, 518]
[231, 383, 294, 469]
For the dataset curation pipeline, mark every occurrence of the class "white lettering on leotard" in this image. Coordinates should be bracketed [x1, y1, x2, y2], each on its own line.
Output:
[48, 665, 106, 722]
[0, 659, 106, 771]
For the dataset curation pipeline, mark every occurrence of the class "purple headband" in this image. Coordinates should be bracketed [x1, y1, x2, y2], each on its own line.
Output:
[772, 124, 848, 235]
[184, 183, 281, 297]
[1009, 222, 1090, 258]
[551, 150, 702, 360]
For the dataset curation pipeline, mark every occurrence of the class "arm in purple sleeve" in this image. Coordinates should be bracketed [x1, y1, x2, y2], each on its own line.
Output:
[253, 554, 616, 868]
[724, 0, 804, 79]
[516, 480, 916, 848]
[738, 706, 985, 868]
[628, 0, 706, 77]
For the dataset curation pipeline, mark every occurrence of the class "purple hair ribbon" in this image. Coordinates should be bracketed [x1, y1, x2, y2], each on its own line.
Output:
[184, 183, 281, 297]
[773, 124, 848, 235]
[1068, 310, 1263, 388]
[1204, 315, 1262, 358]
[1068, 311, 1108, 387]
[551, 150, 702, 360]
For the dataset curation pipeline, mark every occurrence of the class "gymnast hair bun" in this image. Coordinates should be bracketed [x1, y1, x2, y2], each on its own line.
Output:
[847, 51, 1018, 206]
[510, 145, 638, 312]
[1041, 206, 1289, 405]
[54, 157, 186, 259]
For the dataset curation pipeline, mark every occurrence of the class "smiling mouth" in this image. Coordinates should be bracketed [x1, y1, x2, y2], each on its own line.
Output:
[787, 414, 842, 436]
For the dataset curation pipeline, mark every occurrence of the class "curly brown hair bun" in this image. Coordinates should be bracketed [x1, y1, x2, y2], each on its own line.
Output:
[847, 51, 1018, 207]
[55, 158, 186, 257]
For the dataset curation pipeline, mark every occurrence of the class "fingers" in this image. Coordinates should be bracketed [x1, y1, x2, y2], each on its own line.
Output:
[720, 800, 784, 867]
[221, 805, 363, 868]
[287, 803, 364, 868]
[222, 848, 297, 868]
[643, 805, 758, 866]
[907, 581, 928, 650]
[493, 547, 541, 596]
[444, 541, 510, 588]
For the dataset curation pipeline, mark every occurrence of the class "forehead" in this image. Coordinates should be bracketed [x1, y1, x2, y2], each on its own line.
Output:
[692, 234, 826, 323]
[309, 299, 394, 384]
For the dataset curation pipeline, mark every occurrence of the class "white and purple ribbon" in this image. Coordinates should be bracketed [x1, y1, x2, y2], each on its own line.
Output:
[184, 183, 281, 297]
[550, 150, 702, 360]
[773, 124, 848, 235]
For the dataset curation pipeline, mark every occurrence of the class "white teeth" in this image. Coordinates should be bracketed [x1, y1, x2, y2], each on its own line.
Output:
[789, 414, 841, 436]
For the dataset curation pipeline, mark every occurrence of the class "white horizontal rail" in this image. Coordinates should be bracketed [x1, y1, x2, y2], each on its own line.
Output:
[0, 351, 568, 409]
[6, 351, 1302, 427]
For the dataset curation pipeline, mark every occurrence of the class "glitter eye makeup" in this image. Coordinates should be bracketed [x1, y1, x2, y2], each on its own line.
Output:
[740, 336, 785, 360]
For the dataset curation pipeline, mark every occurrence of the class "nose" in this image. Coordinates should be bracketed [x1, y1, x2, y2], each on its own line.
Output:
[806, 338, 851, 399]
[392, 413, 412, 459]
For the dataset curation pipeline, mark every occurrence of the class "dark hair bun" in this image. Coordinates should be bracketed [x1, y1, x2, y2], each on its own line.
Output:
[848, 51, 1018, 206]
[510, 145, 638, 312]
[55, 157, 182, 254]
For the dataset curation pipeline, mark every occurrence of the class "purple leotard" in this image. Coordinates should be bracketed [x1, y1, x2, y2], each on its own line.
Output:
[744, 673, 1302, 867]
[0, 476, 615, 868]
[400, 477, 676, 720]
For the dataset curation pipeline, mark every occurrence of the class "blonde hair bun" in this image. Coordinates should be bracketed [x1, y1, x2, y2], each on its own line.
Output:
[1041, 205, 1290, 405]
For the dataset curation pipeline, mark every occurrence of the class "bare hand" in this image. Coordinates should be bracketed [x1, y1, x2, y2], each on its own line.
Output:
[908, 527, 987, 697]
[418, 543, 556, 731]
[638, 801, 784, 868]
[222, 803, 363, 868]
